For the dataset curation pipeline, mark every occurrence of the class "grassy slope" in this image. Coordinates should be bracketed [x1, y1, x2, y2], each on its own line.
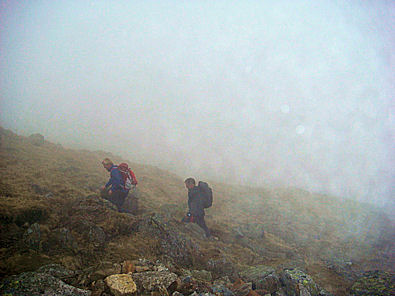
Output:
[0, 127, 393, 295]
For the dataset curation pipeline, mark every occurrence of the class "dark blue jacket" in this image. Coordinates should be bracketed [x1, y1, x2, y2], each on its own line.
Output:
[188, 186, 205, 217]
[105, 165, 128, 192]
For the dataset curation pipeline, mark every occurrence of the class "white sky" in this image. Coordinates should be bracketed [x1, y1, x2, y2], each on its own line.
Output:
[1, 1, 394, 207]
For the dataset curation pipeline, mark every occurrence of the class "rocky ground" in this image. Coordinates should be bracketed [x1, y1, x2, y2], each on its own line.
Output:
[0, 127, 394, 295]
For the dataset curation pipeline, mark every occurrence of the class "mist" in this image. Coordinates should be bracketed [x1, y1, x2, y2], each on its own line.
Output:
[1, 1, 394, 208]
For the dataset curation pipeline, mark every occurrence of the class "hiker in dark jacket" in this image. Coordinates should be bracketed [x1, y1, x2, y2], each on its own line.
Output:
[182, 177, 211, 238]
[101, 158, 129, 212]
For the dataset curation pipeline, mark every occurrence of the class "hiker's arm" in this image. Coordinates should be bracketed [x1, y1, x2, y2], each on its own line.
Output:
[104, 179, 111, 188]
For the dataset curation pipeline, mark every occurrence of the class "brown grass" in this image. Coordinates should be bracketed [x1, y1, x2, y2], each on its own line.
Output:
[0, 127, 393, 295]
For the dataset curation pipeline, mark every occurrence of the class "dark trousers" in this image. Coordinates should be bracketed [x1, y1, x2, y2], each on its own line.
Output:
[193, 215, 211, 238]
[101, 189, 128, 212]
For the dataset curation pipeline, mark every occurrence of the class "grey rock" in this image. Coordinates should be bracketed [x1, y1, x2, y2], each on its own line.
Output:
[132, 270, 179, 293]
[0, 272, 91, 296]
[36, 264, 76, 283]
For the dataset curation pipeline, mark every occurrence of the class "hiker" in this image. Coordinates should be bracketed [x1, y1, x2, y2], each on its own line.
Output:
[182, 177, 211, 238]
[101, 158, 138, 213]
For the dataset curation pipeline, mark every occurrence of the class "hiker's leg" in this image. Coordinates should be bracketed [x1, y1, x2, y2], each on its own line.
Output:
[195, 216, 211, 237]
[128, 188, 139, 214]
[110, 190, 126, 211]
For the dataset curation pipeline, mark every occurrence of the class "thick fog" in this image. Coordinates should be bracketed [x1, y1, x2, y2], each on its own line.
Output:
[1, 1, 394, 207]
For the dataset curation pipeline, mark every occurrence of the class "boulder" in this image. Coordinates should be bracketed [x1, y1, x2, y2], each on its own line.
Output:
[239, 265, 280, 293]
[105, 274, 137, 296]
[350, 270, 394, 296]
[280, 268, 320, 296]
[0, 271, 91, 296]
[131, 270, 179, 294]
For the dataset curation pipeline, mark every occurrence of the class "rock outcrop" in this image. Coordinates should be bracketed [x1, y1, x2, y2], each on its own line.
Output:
[0, 270, 90, 296]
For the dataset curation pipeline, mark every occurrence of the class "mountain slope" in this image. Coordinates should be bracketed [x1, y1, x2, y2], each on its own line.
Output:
[0, 127, 393, 295]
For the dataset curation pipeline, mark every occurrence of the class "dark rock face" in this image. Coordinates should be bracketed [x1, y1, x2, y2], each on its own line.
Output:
[28, 133, 45, 146]
[0, 271, 91, 296]
[239, 265, 280, 293]
[50, 227, 79, 252]
[23, 222, 41, 250]
[137, 214, 203, 267]
[350, 270, 395, 296]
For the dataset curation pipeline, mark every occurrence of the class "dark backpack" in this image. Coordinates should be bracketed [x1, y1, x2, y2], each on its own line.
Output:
[198, 181, 213, 208]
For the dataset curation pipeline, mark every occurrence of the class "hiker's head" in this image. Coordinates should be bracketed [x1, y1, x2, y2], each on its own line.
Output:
[102, 158, 113, 171]
[184, 177, 196, 190]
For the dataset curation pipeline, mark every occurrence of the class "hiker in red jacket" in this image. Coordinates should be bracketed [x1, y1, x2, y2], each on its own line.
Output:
[101, 158, 138, 213]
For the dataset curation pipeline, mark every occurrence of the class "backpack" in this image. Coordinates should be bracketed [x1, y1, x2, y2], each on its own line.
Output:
[117, 163, 138, 190]
[198, 181, 213, 208]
